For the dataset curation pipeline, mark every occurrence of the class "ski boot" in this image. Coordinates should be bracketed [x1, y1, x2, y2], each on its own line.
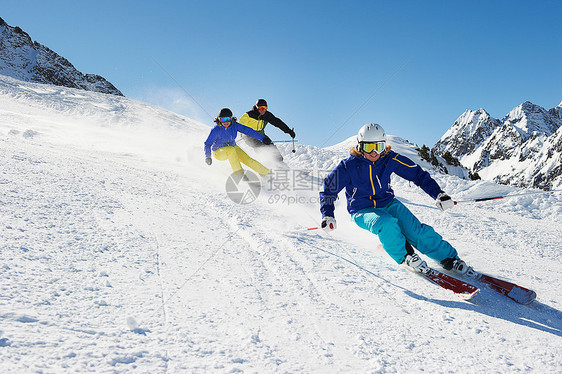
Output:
[441, 257, 477, 278]
[404, 253, 431, 274]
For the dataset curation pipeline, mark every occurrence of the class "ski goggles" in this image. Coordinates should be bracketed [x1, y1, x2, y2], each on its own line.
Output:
[218, 116, 232, 124]
[359, 141, 386, 154]
[257, 106, 267, 111]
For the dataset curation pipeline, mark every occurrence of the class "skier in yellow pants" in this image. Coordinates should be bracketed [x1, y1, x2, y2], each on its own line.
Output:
[212, 145, 269, 176]
[204, 108, 271, 176]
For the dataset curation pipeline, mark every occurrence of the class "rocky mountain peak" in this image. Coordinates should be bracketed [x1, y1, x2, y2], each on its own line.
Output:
[434, 108, 501, 158]
[433, 101, 562, 190]
[0, 18, 122, 96]
[503, 101, 559, 137]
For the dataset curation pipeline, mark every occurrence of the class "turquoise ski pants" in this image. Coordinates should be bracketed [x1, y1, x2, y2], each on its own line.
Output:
[351, 198, 458, 265]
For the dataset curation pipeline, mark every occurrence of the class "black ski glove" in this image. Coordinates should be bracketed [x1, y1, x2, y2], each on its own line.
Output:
[205, 157, 212, 165]
[288, 129, 296, 139]
[262, 136, 272, 145]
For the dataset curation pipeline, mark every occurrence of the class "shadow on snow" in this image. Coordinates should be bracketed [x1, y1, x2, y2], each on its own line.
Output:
[289, 232, 562, 338]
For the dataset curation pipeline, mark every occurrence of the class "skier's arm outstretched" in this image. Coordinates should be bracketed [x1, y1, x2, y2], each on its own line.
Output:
[234, 121, 272, 144]
[390, 153, 453, 211]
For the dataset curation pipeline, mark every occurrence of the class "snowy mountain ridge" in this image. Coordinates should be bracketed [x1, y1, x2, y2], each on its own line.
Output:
[434, 100, 562, 190]
[0, 17, 122, 96]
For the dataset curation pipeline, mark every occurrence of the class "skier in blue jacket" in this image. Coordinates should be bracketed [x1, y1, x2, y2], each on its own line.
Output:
[319, 123, 474, 276]
[204, 108, 272, 176]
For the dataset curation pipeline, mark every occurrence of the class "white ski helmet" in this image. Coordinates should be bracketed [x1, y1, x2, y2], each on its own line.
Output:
[357, 123, 386, 143]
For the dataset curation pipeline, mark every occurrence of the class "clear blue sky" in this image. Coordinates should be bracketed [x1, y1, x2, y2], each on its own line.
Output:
[3, 0, 561, 147]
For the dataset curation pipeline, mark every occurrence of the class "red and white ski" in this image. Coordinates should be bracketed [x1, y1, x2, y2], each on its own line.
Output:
[417, 268, 480, 300]
[473, 272, 536, 305]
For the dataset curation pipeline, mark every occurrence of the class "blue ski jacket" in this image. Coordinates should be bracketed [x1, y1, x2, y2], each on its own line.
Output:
[204, 121, 265, 158]
[319, 150, 444, 217]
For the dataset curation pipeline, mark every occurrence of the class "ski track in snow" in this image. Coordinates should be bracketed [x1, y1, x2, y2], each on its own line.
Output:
[0, 75, 561, 373]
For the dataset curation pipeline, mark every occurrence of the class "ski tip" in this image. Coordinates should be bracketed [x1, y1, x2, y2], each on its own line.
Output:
[510, 288, 537, 305]
[459, 288, 480, 300]
[476, 273, 537, 305]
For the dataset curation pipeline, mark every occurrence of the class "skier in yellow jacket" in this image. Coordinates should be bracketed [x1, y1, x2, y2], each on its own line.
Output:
[238, 99, 296, 162]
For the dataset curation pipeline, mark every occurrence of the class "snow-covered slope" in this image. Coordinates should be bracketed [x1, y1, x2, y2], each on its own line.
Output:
[1, 75, 561, 373]
[434, 101, 562, 190]
[0, 17, 122, 96]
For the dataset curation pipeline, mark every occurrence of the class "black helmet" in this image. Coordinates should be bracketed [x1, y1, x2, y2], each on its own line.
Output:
[218, 108, 233, 117]
[255, 99, 268, 108]
[214, 108, 236, 124]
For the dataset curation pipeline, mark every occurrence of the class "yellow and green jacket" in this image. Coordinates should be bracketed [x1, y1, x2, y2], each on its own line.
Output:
[238, 108, 292, 136]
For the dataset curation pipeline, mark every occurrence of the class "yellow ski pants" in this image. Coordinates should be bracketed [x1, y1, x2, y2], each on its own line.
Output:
[213, 146, 270, 175]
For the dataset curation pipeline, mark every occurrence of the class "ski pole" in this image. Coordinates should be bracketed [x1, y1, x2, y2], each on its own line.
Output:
[304, 222, 336, 231]
[291, 227, 320, 232]
[454, 189, 562, 204]
[291, 128, 296, 153]
[271, 140, 299, 143]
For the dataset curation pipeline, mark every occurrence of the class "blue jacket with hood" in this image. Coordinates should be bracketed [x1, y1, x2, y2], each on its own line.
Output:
[204, 121, 265, 158]
[319, 150, 444, 218]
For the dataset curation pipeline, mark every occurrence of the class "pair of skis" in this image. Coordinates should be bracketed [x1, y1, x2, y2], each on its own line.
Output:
[417, 266, 536, 305]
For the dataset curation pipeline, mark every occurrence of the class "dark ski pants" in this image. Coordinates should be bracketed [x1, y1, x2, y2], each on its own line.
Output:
[241, 135, 284, 162]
